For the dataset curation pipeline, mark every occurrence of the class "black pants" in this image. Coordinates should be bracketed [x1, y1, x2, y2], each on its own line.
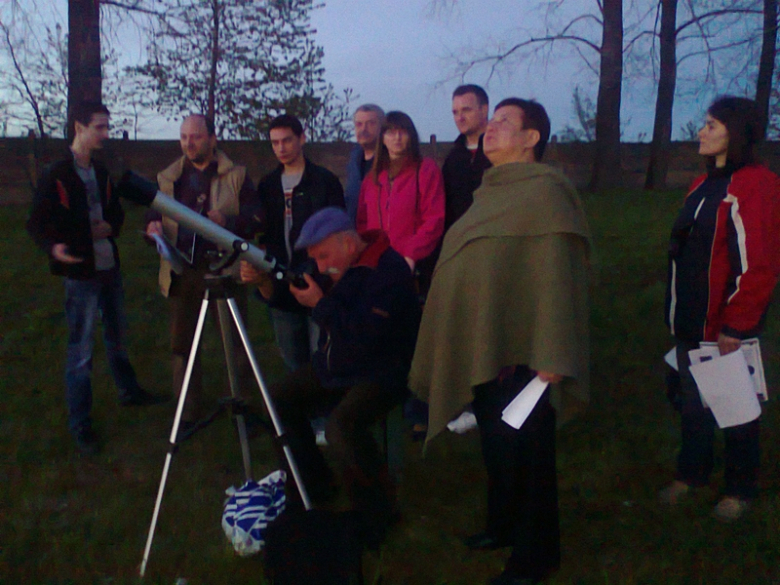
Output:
[472, 366, 560, 581]
[674, 341, 760, 499]
[169, 267, 251, 422]
[270, 365, 407, 524]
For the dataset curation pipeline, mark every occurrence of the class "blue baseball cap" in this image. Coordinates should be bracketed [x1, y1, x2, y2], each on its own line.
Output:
[294, 207, 354, 250]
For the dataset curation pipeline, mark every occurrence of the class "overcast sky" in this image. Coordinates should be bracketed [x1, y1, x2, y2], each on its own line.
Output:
[4, 0, 764, 141]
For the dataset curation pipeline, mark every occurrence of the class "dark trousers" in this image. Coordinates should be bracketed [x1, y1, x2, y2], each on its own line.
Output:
[675, 341, 760, 499]
[472, 366, 560, 581]
[169, 267, 251, 422]
[270, 365, 406, 523]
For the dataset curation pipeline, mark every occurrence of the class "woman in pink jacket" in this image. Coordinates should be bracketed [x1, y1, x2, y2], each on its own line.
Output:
[357, 111, 445, 273]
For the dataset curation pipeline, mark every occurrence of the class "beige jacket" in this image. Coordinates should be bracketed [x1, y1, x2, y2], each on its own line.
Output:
[156, 150, 248, 297]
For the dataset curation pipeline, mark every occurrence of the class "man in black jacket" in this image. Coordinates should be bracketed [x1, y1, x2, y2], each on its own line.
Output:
[27, 101, 165, 455]
[255, 114, 345, 372]
[441, 84, 492, 231]
[240, 207, 420, 542]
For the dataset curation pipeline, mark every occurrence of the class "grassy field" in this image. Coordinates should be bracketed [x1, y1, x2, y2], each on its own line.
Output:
[2, 193, 780, 585]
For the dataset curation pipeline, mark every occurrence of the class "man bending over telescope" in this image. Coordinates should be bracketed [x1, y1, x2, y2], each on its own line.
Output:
[240, 207, 421, 548]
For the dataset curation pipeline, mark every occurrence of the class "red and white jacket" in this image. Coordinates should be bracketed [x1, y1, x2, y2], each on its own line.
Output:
[666, 164, 780, 341]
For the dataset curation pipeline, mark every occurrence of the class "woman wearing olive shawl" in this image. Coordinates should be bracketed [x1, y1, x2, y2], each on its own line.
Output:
[409, 98, 590, 585]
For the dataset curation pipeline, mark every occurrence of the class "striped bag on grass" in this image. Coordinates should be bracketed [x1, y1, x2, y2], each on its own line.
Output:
[222, 470, 287, 556]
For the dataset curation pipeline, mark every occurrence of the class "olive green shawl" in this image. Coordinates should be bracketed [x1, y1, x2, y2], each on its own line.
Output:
[409, 162, 592, 444]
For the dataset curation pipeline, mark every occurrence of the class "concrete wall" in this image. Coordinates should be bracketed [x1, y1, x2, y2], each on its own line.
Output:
[2, 136, 780, 205]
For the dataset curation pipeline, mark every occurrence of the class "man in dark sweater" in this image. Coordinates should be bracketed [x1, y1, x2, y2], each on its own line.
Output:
[241, 207, 420, 543]
[27, 101, 165, 455]
[441, 84, 492, 231]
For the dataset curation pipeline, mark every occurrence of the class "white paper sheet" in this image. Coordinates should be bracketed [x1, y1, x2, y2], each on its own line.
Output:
[689, 350, 761, 429]
[701, 339, 768, 402]
[501, 376, 549, 430]
[664, 348, 678, 371]
[148, 232, 187, 275]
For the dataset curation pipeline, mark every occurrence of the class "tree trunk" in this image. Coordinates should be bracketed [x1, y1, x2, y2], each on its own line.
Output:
[67, 0, 102, 138]
[589, 0, 624, 192]
[645, 0, 678, 191]
[755, 0, 778, 131]
[207, 0, 220, 124]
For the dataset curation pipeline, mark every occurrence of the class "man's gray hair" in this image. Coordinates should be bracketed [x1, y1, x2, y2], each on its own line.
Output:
[353, 104, 385, 124]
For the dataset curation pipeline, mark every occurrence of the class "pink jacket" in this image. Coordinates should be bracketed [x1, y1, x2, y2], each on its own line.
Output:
[356, 157, 445, 262]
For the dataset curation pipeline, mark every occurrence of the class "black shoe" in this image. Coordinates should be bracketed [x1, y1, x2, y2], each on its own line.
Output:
[463, 532, 511, 551]
[74, 427, 100, 456]
[119, 388, 170, 407]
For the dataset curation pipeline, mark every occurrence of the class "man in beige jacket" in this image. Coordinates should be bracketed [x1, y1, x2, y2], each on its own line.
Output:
[146, 114, 258, 430]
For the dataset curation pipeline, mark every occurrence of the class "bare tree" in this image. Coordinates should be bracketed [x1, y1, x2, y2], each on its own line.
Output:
[590, 0, 623, 191]
[433, 0, 639, 191]
[126, 0, 349, 140]
[644, 0, 764, 190]
[559, 85, 597, 142]
[0, 15, 69, 137]
[68, 0, 101, 135]
[755, 0, 778, 129]
[644, 0, 677, 190]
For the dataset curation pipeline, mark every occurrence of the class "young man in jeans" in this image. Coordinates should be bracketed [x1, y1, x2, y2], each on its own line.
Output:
[27, 101, 167, 455]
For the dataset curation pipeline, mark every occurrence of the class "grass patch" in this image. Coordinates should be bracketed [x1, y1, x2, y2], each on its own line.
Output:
[2, 193, 780, 584]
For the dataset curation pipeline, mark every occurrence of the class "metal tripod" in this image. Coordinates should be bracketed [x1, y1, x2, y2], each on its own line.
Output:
[139, 274, 311, 577]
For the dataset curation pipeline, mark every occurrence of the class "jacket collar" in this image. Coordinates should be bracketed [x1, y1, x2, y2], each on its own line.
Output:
[353, 230, 390, 269]
[270, 156, 312, 183]
[454, 132, 485, 151]
[159, 149, 235, 184]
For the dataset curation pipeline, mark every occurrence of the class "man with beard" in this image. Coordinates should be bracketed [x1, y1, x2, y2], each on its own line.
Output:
[145, 114, 257, 432]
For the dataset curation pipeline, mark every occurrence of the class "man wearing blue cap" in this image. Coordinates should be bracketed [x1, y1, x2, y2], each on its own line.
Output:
[241, 206, 421, 544]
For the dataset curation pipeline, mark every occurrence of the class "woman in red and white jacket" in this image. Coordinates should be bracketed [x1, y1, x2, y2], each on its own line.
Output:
[660, 96, 780, 521]
[356, 111, 445, 275]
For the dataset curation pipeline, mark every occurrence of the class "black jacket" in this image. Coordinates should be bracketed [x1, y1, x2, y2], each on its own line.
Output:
[256, 157, 345, 312]
[311, 231, 421, 390]
[441, 133, 491, 231]
[27, 156, 124, 279]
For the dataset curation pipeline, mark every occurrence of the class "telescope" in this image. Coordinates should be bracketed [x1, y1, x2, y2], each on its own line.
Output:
[121, 172, 317, 576]
[118, 171, 307, 287]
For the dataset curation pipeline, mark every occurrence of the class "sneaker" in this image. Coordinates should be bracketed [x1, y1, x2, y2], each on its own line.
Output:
[74, 427, 100, 456]
[311, 417, 328, 446]
[658, 480, 690, 505]
[713, 497, 750, 522]
[315, 429, 328, 446]
[119, 388, 170, 407]
[447, 410, 478, 434]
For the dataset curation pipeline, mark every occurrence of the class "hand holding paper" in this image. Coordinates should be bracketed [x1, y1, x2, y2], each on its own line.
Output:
[688, 350, 761, 429]
[501, 376, 549, 430]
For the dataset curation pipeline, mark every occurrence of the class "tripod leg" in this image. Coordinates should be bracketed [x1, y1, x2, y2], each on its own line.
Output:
[225, 297, 312, 510]
[216, 298, 253, 482]
[140, 294, 210, 577]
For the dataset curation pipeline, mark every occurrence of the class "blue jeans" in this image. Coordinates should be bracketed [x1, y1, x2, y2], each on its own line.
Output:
[268, 307, 319, 372]
[64, 268, 140, 433]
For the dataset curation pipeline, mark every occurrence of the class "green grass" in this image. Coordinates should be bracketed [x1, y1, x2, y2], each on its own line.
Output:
[2, 194, 780, 584]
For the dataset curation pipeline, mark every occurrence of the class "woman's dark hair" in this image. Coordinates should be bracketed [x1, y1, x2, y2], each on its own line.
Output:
[372, 111, 422, 180]
[706, 96, 765, 170]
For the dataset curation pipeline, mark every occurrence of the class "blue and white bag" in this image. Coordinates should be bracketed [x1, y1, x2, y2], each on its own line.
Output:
[222, 470, 287, 556]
